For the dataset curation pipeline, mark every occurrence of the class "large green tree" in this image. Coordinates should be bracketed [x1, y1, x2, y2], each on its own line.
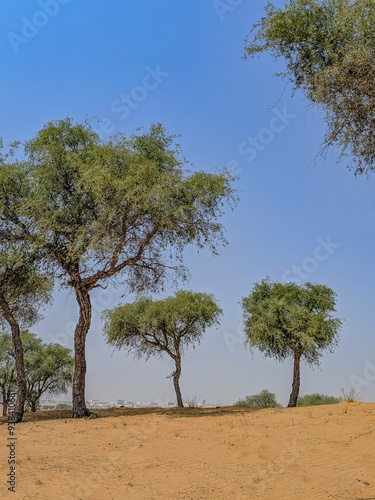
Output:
[103, 290, 222, 407]
[0, 244, 52, 422]
[241, 279, 342, 407]
[0, 119, 235, 417]
[245, 0, 375, 175]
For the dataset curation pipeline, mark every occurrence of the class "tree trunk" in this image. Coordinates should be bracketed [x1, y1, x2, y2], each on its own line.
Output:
[0, 295, 27, 422]
[2, 386, 7, 416]
[173, 354, 183, 408]
[31, 399, 37, 412]
[72, 286, 92, 418]
[288, 351, 302, 407]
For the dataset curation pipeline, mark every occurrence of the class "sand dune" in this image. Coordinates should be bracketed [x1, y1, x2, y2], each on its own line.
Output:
[1, 402, 374, 499]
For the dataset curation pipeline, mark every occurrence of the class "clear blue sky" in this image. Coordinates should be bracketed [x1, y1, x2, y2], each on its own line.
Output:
[1, 0, 374, 405]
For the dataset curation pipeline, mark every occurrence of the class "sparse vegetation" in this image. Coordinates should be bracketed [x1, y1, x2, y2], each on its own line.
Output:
[297, 393, 340, 406]
[186, 396, 206, 408]
[339, 388, 360, 403]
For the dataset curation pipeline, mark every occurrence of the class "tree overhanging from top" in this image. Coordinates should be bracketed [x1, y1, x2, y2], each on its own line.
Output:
[245, 0, 375, 176]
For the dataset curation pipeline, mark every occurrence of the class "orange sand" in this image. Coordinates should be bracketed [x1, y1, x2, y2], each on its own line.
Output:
[1, 402, 374, 499]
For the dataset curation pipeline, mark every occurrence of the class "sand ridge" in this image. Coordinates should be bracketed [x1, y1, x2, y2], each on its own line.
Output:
[1, 402, 375, 499]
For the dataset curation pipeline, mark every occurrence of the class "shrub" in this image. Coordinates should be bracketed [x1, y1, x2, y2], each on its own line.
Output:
[235, 389, 281, 409]
[297, 393, 340, 407]
[339, 388, 360, 403]
[186, 397, 206, 408]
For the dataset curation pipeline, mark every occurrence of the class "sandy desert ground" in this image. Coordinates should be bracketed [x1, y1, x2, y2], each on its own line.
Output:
[1, 402, 374, 500]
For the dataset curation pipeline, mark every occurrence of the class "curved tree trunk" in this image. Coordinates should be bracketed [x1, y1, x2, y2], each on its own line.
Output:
[2, 386, 8, 416]
[288, 351, 302, 407]
[72, 286, 92, 418]
[173, 354, 183, 408]
[0, 295, 27, 422]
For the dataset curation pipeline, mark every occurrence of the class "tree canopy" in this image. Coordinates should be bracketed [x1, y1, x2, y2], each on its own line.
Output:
[0, 245, 52, 330]
[245, 0, 375, 175]
[103, 290, 222, 407]
[241, 279, 342, 406]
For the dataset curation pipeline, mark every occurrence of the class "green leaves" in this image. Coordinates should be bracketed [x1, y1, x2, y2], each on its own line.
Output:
[245, 0, 375, 175]
[241, 278, 342, 365]
[103, 290, 223, 360]
[24, 337, 74, 402]
[0, 331, 73, 411]
[1, 119, 235, 292]
[0, 242, 53, 330]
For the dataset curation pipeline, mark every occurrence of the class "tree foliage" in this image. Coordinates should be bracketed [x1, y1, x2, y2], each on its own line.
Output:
[241, 279, 342, 406]
[245, 0, 375, 175]
[0, 244, 52, 330]
[103, 290, 222, 407]
[235, 389, 281, 408]
[103, 290, 222, 357]
[4, 118, 235, 290]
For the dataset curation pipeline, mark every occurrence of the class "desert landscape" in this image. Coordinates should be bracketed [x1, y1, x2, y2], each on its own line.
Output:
[1, 402, 374, 500]
[1, 1, 375, 499]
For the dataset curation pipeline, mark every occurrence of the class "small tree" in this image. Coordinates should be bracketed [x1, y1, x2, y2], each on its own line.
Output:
[103, 290, 222, 407]
[0, 119, 235, 417]
[235, 389, 281, 408]
[0, 243, 52, 422]
[23, 336, 74, 412]
[241, 279, 342, 407]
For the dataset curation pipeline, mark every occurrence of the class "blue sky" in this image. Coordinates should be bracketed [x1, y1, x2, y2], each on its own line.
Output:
[1, 0, 375, 406]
